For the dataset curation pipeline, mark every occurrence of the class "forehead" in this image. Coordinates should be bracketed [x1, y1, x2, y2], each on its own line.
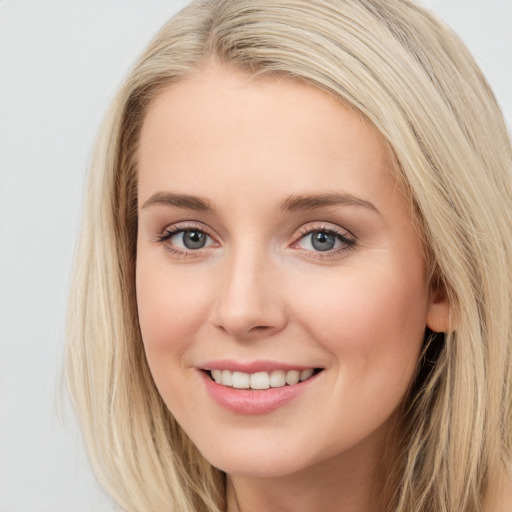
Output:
[137, 65, 402, 214]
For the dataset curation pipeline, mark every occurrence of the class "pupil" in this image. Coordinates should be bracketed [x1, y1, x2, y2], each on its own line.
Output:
[183, 230, 206, 249]
[311, 231, 335, 251]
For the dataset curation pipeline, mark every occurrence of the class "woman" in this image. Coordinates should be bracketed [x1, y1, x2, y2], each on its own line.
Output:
[66, 0, 512, 510]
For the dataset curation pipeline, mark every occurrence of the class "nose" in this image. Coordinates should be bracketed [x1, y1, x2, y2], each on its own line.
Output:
[210, 247, 288, 340]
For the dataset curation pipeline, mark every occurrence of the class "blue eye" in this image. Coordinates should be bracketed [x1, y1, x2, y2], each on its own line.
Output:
[159, 228, 214, 251]
[297, 228, 355, 253]
[174, 229, 209, 249]
[309, 231, 337, 251]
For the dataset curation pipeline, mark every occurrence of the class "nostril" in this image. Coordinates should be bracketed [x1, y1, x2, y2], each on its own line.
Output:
[248, 325, 272, 333]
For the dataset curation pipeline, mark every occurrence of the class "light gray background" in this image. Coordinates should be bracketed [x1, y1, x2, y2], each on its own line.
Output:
[0, 1, 510, 511]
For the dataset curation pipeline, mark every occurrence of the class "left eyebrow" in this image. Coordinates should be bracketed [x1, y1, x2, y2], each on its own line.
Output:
[141, 192, 213, 211]
[279, 193, 380, 214]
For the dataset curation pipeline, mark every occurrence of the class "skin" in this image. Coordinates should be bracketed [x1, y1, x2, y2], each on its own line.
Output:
[485, 473, 512, 512]
[136, 64, 450, 512]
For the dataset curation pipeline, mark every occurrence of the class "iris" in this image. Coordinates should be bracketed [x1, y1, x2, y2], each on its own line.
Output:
[182, 230, 207, 249]
[311, 231, 336, 251]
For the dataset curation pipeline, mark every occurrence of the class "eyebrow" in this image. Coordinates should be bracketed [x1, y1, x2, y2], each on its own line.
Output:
[141, 192, 213, 211]
[141, 191, 379, 215]
[279, 193, 379, 214]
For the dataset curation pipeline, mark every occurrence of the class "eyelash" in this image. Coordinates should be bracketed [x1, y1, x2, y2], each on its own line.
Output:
[294, 224, 356, 260]
[155, 222, 356, 259]
[155, 223, 216, 258]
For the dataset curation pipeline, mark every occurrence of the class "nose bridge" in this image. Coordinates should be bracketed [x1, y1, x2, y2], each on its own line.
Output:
[211, 242, 286, 339]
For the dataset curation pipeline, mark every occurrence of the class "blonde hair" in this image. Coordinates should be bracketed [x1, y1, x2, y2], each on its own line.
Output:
[66, 0, 512, 510]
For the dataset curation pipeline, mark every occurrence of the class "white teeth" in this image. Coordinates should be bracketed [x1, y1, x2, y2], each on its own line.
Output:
[300, 368, 314, 381]
[285, 370, 300, 385]
[221, 369, 232, 386]
[250, 372, 270, 390]
[232, 371, 250, 389]
[210, 368, 317, 389]
[270, 370, 286, 387]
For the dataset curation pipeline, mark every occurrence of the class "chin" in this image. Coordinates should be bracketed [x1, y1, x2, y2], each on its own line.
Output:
[190, 429, 329, 479]
[209, 454, 310, 479]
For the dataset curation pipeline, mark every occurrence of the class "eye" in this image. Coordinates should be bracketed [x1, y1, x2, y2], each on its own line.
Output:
[171, 229, 211, 250]
[157, 225, 216, 254]
[294, 226, 355, 255]
[301, 231, 339, 251]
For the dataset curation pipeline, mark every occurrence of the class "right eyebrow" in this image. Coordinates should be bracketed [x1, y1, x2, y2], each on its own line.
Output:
[141, 192, 213, 211]
[279, 192, 379, 215]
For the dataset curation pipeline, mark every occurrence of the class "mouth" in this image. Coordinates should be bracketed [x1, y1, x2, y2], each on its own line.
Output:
[199, 364, 325, 414]
[204, 368, 324, 390]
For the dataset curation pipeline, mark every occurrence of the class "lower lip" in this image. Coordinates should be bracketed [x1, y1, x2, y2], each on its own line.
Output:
[200, 370, 322, 415]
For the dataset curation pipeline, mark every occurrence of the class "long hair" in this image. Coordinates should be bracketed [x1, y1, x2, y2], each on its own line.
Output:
[66, 1, 512, 510]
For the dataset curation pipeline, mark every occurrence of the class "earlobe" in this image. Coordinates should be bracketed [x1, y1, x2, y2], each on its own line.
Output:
[426, 288, 452, 333]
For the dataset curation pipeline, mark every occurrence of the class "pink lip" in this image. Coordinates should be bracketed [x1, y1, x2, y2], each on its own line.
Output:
[199, 368, 323, 415]
[200, 359, 315, 373]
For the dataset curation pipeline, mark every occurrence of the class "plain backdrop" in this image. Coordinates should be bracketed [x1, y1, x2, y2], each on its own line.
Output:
[0, 1, 510, 511]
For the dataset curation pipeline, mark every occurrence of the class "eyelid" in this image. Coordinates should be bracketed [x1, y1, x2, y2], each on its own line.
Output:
[294, 221, 355, 240]
[155, 221, 219, 256]
[291, 222, 356, 258]
[157, 220, 214, 237]
[153, 220, 356, 260]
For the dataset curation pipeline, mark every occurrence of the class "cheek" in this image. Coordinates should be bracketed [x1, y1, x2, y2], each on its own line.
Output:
[136, 259, 211, 366]
[136, 258, 217, 421]
[295, 264, 427, 386]
[288, 267, 427, 449]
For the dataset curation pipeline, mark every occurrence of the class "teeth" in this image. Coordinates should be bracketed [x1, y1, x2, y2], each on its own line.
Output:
[270, 369, 286, 387]
[285, 370, 300, 385]
[221, 369, 232, 386]
[250, 372, 270, 390]
[210, 368, 317, 389]
[300, 368, 314, 381]
[232, 371, 250, 389]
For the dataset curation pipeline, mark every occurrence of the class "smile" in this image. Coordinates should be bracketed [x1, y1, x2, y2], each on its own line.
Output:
[209, 368, 317, 389]
[201, 367, 324, 414]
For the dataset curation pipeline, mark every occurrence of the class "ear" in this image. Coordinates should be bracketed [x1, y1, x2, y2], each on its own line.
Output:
[426, 286, 451, 333]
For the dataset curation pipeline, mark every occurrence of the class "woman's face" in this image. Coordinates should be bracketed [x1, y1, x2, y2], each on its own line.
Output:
[136, 65, 447, 478]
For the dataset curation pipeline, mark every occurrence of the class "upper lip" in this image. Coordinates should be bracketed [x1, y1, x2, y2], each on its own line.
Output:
[199, 360, 320, 373]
